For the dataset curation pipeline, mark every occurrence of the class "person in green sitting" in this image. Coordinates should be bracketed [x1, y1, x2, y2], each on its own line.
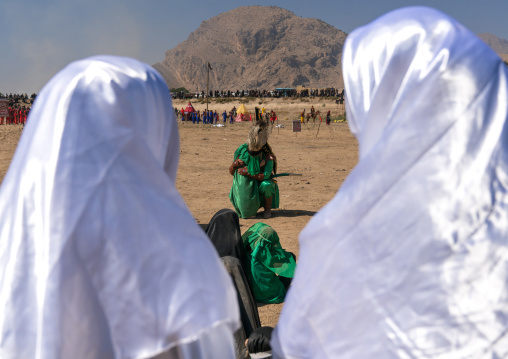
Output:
[229, 108, 279, 219]
[242, 223, 296, 304]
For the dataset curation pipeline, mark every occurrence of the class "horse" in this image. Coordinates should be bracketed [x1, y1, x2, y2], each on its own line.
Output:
[306, 110, 321, 124]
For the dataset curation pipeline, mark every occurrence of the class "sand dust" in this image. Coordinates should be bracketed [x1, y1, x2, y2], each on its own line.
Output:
[0, 99, 358, 328]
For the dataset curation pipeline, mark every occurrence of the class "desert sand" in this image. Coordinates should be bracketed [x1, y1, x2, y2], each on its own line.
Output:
[0, 98, 358, 328]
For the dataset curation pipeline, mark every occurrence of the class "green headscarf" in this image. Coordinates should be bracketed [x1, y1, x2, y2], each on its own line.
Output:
[242, 223, 296, 304]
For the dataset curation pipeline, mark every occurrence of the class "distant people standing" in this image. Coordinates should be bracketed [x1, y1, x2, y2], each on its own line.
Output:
[25, 107, 30, 125]
[270, 110, 277, 123]
[8, 106, 13, 124]
[222, 110, 227, 124]
[14, 107, 19, 124]
[21, 106, 27, 124]
[326, 110, 331, 125]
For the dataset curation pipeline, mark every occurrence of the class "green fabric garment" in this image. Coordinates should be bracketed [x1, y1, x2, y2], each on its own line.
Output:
[229, 144, 279, 218]
[242, 223, 296, 304]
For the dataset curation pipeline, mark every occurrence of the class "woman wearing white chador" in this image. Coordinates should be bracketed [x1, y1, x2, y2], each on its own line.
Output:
[0, 56, 239, 358]
[272, 7, 508, 359]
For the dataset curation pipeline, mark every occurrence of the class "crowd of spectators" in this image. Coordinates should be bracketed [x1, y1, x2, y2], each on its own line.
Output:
[0, 92, 37, 106]
[172, 87, 345, 100]
[175, 107, 238, 124]
[0, 93, 35, 125]
[0, 88, 345, 126]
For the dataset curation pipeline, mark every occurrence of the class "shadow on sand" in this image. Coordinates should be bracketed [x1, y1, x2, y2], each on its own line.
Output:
[271, 209, 316, 218]
[197, 209, 316, 230]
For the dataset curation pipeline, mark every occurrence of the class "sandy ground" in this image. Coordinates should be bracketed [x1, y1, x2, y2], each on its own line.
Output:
[0, 99, 358, 328]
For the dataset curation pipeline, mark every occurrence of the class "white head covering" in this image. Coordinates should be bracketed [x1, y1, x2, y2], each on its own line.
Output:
[0, 56, 239, 359]
[272, 7, 508, 359]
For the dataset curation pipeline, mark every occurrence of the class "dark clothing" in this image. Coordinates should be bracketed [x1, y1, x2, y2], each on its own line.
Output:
[221, 257, 262, 359]
[205, 209, 261, 359]
[247, 326, 273, 358]
[205, 209, 250, 272]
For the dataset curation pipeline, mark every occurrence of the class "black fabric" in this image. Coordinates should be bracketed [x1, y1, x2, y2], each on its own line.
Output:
[221, 256, 262, 359]
[262, 144, 277, 175]
[205, 209, 250, 273]
[247, 148, 262, 156]
[206, 209, 262, 358]
[278, 276, 292, 291]
[247, 326, 273, 354]
[278, 252, 296, 291]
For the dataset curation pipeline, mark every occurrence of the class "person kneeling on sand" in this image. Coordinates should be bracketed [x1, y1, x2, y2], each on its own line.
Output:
[229, 108, 279, 219]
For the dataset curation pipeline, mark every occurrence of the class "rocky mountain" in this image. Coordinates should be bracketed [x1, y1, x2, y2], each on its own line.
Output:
[153, 6, 347, 91]
[478, 33, 508, 54]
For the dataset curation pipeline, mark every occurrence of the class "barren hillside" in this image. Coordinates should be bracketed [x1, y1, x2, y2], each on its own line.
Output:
[153, 6, 347, 91]
[478, 33, 508, 54]
[153, 8, 508, 92]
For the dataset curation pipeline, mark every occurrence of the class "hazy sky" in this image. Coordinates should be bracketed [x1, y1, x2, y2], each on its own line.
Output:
[1, 0, 507, 93]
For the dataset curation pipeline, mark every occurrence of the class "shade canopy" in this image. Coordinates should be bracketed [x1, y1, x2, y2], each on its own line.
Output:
[237, 103, 250, 115]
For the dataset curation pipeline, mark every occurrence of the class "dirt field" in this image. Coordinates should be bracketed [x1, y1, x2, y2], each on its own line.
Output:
[0, 98, 358, 328]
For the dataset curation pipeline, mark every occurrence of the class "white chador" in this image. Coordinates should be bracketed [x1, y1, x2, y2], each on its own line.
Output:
[272, 7, 508, 359]
[0, 56, 240, 359]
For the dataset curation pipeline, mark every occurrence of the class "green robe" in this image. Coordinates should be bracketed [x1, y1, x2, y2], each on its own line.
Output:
[242, 223, 296, 304]
[229, 144, 279, 218]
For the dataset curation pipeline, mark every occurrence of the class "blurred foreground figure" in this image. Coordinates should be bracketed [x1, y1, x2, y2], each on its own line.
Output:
[205, 209, 262, 359]
[272, 7, 508, 359]
[0, 56, 239, 359]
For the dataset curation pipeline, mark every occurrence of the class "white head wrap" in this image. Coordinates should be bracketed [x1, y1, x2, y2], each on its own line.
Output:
[272, 7, 508, 359]
[0, 56, 239, 359]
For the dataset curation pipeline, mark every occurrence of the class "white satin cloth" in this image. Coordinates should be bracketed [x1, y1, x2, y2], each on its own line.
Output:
[272, 7, 508, 359]
[0, 56, 239, 359]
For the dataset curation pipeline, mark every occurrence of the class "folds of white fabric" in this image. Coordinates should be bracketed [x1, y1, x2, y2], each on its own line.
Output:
[0, 56, 240, 359]
[273, 7, 508, 359]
